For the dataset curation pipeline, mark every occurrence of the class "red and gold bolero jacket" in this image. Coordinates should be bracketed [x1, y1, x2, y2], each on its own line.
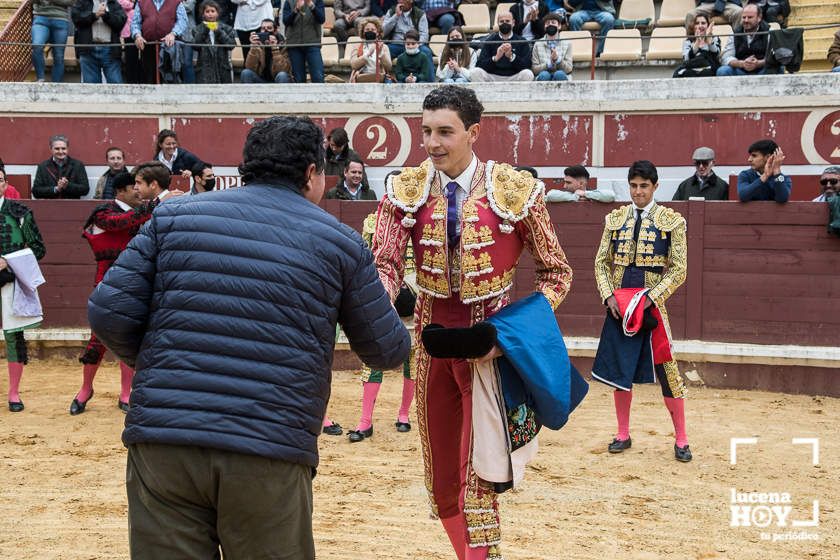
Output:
[371, 159, 572, 310]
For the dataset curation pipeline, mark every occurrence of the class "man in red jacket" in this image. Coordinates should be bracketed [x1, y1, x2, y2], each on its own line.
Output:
[69, 172, 161, 415]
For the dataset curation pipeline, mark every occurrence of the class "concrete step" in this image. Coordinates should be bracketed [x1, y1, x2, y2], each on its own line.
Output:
[790, 6, 839, 19]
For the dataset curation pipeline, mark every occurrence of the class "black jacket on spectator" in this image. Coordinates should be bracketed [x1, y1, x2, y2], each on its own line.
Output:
[32, 156, 90, 199]
[88, 182, 410, 468]
[734, 20, 770, 63]
[672, 173, 729, 201]
[476, 32, 532, 76]
[510, 1, 549, 41]
[156, 147, 201, 175]
[71, 0, 127, 60]
[325, 180, 377, 200]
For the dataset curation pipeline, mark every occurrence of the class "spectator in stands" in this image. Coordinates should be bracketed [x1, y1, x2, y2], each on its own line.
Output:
[371, 0, 396, 18]
[349, 17, 393, 83]
[673, 13, 721, 77]
[421, 0, 459, 37]
[32, 135, 90, 199]
[192, 0, 237, 83]
[532, 12, 572, 81]
[31, 0, 73, 83]
[567, 0, 615, 57]
[333, 0, 371, 49]
[672, 147, 728, 200]
[177, 0, 197, 83]
[512, 0, 549, 44]
[232, 0, 274, 61]
[72, 0, 127, 84]
[191, 161, 216, 193]
[685, 0, 743, 31]
[738, 139, 791, 202]
[241, 19, 292, 83]
[154, 129, 201, 177]
[95, 147, 128, 199]
[813, 166, 840, 202]
[282, 0, 326, 83]
[828, 29, 840, 72]
[131, 0, 188, 84]
[749, 0, 789, 27]
[546, 164, 616, 202]
[716, 4, 769, 76]
[325, 127, 362, 176]
[436, 26, 476, 83]
[472, 11, 534, 82]
[119, 0, 141, 82]
[394, 29, 434, 82]
[382, 0, 435, 82]
[326, 157, 376, 199]
[0, 158, 22, 199]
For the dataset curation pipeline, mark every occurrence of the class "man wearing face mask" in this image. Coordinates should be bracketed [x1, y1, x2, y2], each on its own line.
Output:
[510, 0, 549, 44]
[531, 12, 572, 81]
[472, 12, 534, 82]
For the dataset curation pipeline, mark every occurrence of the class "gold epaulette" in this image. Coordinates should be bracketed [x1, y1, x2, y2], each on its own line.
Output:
[385, 161, 433, 213]
[486, 162, 543, 223]
[605, 206, 630, 230]
[652, 205, 686, 231]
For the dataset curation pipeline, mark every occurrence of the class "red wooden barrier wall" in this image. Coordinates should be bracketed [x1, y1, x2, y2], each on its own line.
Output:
[26, 199, 840, 348]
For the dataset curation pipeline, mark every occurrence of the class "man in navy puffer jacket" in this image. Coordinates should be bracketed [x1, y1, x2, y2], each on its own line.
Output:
[88, 116, 410, 559]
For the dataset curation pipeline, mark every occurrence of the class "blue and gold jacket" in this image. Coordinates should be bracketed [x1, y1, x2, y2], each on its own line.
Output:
[594, 203, 687, 317]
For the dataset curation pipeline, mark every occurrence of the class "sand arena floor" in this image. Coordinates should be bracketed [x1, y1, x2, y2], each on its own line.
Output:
[0, 359, 837, 559]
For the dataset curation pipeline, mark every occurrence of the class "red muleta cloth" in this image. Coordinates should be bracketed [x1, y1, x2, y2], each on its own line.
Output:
[613, 287, 673, 364]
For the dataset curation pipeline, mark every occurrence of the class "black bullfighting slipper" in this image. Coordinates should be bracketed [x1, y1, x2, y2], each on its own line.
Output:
[322, 422, 343, 436]
[118, 400, 130, 413]
[69, 391, 94, 416]
[421, 322, 497, 359]
[348, 426, 373, 443]
[674, 444, 693, 463]
[8, 400, 24, 413]
[395, 421, 411, 433]
[608, 437, 632, 453]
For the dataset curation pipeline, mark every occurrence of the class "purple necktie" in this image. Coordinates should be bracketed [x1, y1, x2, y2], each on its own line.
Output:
[445, 181, 459, 248]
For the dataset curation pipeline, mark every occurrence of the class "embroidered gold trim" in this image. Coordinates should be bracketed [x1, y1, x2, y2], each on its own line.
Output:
[485, 162, 543, 223]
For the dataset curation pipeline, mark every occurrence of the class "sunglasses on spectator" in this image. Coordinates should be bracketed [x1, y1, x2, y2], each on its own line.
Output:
[820, 178, 839, 187]
[694, 160, 711, 167]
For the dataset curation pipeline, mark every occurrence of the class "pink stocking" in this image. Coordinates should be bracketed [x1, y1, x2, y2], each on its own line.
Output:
[613, 389, 633, 441]
[76, 363, 98, 402]
[119, 362, 134, 404]
[7, 362, 23, 403]
[323, 416, 334, 427]
[356, 381, 381, 431]
[465, 546, 489, 560]
[440, 516, 467, 560]
[398, 378, 415, 423]
[664, 397, 688, 448]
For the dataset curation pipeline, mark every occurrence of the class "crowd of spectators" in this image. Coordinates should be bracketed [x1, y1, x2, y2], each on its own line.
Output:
[9, 126, 840, 205]
[26, 0, 836, 84]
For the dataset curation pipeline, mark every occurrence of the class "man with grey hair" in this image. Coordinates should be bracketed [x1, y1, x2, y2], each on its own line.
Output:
[813, 166, 840, 202]
[32, 134, 90, 199]
[672, 147, 729, 200]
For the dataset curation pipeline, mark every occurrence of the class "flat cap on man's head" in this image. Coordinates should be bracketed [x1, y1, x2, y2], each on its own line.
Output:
[823, 166, 840, 175]
[692, 147, 715, 160]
